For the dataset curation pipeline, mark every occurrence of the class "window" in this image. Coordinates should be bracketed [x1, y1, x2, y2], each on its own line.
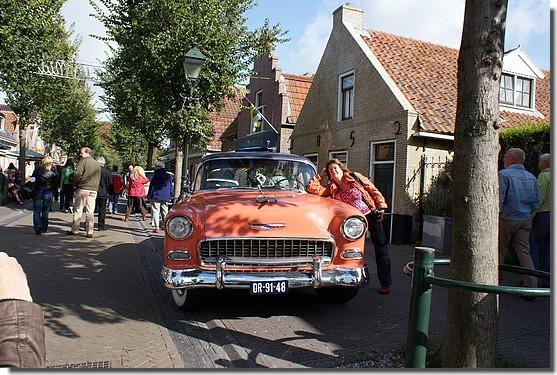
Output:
[499, 74, 514, 105]
[499, 73, 533, 109]
[338, 72, 354, 121]
[329, 151, 348, 167]
[516, 77, 532, 108]
[304, 153, 318, 167]
[0, 114, 4, 130]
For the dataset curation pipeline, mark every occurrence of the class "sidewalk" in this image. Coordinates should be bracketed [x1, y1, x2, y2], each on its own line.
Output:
[0, 204, 549, 368]
[0, 208, 183, 368]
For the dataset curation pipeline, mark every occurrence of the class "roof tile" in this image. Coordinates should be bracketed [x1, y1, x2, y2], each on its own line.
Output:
[362, 30, 550, 134]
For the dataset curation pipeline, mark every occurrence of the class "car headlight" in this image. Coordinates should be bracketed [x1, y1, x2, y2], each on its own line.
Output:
[167, 216, 193, 240]
[341, 216, 366, 241]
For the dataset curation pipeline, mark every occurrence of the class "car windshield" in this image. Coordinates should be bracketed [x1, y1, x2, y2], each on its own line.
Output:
[194, 158, 316, 191]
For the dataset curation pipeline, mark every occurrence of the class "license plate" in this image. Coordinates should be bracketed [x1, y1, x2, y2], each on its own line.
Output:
[249, 280, 289, 295]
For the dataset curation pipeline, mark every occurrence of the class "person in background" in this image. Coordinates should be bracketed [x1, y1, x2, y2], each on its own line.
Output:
[95, 157, 112, 231]
[6, 166, 24, 205]
[306, 159, 392, 294]
[147, 161, 173, 233]
[530, 153, 550, 287]
[60, 158, 76, 213]
[0, 252, 46, 367]
[124, 166, 149, 222]
[67, 147, 101, 238]
[57, 162, 65, 211]
[108, 165, 124, 215]
[498, 148, 540, 293]
[31, 156, 58, 235]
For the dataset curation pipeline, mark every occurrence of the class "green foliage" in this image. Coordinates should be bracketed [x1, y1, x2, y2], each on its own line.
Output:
[92, 0, 288, 161]
[499, 121, 550, 175]
[0, 0, 77, 126]
[0, 0, 104, 172]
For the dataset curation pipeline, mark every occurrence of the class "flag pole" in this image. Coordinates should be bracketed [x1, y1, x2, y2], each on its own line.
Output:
[243, 94, 279, 134]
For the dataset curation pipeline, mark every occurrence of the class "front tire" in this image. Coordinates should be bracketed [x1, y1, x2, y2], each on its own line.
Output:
[317, 287, 359, 304]
[171, 288, 202, 311]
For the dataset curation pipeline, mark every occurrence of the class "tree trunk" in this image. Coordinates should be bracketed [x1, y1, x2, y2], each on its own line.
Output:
[444, 0, 507, 368]
[146, 143, 154, 170]
[18, 125, 27, 184]
[173, 138, 183, 199]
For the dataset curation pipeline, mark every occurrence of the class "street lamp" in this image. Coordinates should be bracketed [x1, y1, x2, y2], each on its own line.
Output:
[180, 47, 206, 197]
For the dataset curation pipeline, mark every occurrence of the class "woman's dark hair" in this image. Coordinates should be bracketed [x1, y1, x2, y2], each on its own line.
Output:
[324, 159, 350, 181]
[66, 158, 75, 167]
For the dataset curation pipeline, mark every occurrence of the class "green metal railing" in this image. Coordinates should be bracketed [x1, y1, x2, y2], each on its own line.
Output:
[404, 247, 550, 368]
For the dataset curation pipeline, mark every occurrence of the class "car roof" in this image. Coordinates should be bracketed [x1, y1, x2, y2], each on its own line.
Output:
[201, 152, 313, 164]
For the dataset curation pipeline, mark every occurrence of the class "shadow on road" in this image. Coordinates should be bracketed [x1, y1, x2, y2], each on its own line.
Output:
[0, 216, 550, 368]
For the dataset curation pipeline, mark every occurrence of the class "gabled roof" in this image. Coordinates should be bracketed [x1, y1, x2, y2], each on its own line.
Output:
[206, 89, 244, 151]
[0, 104, 12, 112]
[362, 30, 550, 135]
[283, 73, 313, 124]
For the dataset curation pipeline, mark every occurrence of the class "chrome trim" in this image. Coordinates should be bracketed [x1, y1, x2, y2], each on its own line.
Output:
[313, 257, 322, 288]
[197, 237, 336, 263]
[340, 216, 367, 241]
[167, 250, 192, 261]
[161, 261, 369, 290]
[340, 249, 363, 260]
[216, 257, 225, 290]
[202, 256, 332, 267]
[249, 223, 286, 230]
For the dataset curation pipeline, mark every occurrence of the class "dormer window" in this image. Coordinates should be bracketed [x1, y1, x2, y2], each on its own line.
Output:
[499, 73, 533, 109]
[0, 114, 4, 130]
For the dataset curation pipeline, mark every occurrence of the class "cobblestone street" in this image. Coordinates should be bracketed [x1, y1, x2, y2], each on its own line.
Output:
[0, 203, 550, 368]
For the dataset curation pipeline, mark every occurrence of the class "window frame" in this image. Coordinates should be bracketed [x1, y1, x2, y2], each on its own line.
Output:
[499, 73, 534, 110]
[337, 70, 355, 122]
[368, 140, 396, 207]
[0, 114, 4, 131]
[303, 153, 319, 168]
[328, 150, 348, 167]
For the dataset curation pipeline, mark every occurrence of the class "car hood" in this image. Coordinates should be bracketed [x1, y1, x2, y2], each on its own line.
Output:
[172, 190, 363, 238]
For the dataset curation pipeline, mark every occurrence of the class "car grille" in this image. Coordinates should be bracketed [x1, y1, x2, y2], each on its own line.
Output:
[199, 238, 334, 264]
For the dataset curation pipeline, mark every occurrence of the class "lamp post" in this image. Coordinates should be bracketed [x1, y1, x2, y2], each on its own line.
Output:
[180, 47, 206, 196]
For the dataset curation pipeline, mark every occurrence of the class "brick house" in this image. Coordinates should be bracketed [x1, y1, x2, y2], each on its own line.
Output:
[0, 104, 50, 172]
[290, 5, 550, 243]
[235, 52, 313, 152]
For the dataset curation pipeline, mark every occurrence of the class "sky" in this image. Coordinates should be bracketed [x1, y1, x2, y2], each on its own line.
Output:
[3, 0, 552, 116]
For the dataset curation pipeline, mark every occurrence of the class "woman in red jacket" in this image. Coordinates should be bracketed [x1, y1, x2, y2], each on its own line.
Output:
[123, 166, 149, 222]
[306, 159, 392, 295]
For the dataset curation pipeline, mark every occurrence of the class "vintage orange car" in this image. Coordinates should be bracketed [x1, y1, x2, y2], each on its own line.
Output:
[161, 151, 369, 310]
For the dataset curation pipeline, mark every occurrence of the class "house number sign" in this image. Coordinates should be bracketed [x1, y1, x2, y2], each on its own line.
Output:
[394, 121, 402, 135]
[349, 130, 355, 147]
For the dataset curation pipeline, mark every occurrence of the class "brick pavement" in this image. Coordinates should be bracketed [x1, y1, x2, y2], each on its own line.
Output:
[0, 208, 183, 368]
[0, 202, 550, 368]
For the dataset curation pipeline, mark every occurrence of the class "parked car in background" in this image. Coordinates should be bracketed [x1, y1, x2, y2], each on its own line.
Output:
[161, 152, 369, 310]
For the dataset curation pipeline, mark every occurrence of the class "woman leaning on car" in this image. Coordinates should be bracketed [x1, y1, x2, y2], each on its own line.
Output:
[305, 159, 392, 295]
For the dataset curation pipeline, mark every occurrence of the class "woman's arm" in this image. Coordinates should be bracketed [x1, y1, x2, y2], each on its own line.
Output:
[305, 174, 330, 197]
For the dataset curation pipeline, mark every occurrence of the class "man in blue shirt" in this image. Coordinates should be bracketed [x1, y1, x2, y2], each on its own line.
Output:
[499, 148, 540, 289]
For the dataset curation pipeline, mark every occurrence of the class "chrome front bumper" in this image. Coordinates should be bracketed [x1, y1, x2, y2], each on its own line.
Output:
[161, 257, 369, 290]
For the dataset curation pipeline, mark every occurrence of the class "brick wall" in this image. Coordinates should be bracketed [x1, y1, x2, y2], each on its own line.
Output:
[291, 17, 410, 215]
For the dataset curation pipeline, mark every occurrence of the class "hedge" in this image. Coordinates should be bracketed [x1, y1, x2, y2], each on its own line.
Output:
[499, 121, 550, 175]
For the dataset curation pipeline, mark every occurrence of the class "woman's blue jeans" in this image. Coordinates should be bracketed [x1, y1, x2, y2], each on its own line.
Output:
[33, 190, 53, 232]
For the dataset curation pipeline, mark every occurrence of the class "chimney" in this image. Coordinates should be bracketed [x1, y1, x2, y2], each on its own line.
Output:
[333, 3, 364, 31]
